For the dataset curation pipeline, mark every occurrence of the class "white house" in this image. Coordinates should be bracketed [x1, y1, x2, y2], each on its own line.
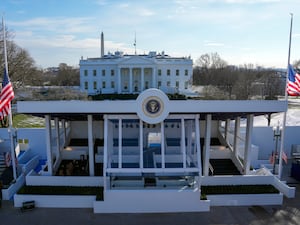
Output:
[80, 33, 193, 95]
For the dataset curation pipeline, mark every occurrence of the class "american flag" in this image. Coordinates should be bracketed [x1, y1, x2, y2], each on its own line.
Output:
[0, 69, 15, 118]
[287, 64, 300, 96]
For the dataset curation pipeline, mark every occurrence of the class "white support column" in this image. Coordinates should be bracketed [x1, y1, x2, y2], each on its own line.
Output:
[151, 68, 155, 88]
[118, 118, 122, 168]
[103, 115, 108, 191]
[181, 118, 186, 168]
[244, 114, 254, 175]
[139, 119, 143, 168]
[141, 68, 144, 91]
[161, 121, 165, 168]
[88, 115, 94, 176]
[61, 119, 66, 147]
[233, 117, 241, 158]
[118, 68, 122, 93]
[195, 115, 201, 176]
[45, 115, 53, 175]
[225, 119, 231, 142]
[204, 114, 211, 176]
[54, 118, 60, 160]
[129, 68, 133, 93]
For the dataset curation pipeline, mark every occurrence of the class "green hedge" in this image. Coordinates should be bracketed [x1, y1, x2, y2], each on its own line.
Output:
[90, 93, 187, 100]
[201, 185, 279, 195]
[18, 186, 104, 201]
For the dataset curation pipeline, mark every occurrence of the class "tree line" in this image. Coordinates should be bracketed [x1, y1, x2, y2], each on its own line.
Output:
[193, 52, 287, 100]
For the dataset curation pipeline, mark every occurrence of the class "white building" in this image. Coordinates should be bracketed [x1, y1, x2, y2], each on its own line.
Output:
[80, 33, 193, 95]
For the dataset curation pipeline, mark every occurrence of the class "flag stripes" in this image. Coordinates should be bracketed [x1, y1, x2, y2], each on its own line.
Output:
[0, 69, 15, 119]
[287, 64, 300, 96]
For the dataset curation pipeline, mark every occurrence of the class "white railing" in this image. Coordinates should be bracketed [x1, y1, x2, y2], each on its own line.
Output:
[21, 155, 39, 175]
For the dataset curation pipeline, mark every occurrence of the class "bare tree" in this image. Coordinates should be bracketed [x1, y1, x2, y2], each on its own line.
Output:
[0, 25, 40, 89]
[50, 63, 79, 86]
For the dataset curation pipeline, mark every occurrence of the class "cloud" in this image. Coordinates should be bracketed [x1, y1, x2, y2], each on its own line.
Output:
[211, 0, 280, 3]
[204, 41, 225, 47]
[9, 17, 95, 34]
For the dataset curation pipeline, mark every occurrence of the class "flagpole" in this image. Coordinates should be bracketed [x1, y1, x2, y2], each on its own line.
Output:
[278, 13, 293, 179]
[2, 16, 17, 180]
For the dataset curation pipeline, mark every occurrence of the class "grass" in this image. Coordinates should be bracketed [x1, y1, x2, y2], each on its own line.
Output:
[18, 185, 104, 201]
[12, 114, 45, 128]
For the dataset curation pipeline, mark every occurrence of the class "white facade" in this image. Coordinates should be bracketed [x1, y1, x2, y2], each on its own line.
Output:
[79, 51, 193, 95]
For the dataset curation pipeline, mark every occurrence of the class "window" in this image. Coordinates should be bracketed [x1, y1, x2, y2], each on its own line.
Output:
[176, 81, 179, 88]
[84, 70, 88, 76]
[167, 69, 170, 76]
[158, 81, 161, 88]
[102, 81, 106, 88]
[111, 81, 115, 88]
[102, 70, 105, 76]
[93, 70, 97, 76]
[93, 81, 97, 90]
[167, 81, 170, 87]
[185, 69, 188, 76]
[111, 70, 114, 76]
[145, 81, 149, 89]
[176, 69, 179, 76]
[158, 69, 162, 76]
[84, 81, 88, 90]
[184, 81, 188, 89]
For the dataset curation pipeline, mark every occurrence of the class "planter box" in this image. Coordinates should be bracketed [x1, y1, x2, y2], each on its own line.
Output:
[14, 194, 96, 208]
[207, 193, 283, 206]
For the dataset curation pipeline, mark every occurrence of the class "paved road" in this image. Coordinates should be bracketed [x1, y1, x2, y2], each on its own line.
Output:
[0, 183, 299, 225]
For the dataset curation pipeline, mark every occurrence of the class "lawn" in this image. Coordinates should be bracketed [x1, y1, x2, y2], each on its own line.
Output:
[12, 114, 45, 128]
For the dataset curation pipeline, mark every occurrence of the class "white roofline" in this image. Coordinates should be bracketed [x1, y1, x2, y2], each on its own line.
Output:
[17, 100, 287, 114]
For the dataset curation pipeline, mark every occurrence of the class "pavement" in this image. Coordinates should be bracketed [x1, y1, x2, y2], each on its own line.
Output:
[0, 164, 299, 225]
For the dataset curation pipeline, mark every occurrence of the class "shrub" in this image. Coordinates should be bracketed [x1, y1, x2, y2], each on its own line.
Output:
[18, 186, 104, 200]
[201, 185, 279, 195]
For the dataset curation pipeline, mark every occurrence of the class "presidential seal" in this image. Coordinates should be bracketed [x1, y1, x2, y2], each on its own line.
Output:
[146, 99, 161, 115]
[136, 88, 169, 124]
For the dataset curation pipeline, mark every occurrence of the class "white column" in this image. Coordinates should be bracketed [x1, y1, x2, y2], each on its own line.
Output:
[233, 117, 241, 158]
[129, 68, 133, 93]
[195, 115, 201, 176]
[141, 68, 144, 91]
[103, 115, 108, 190]
[203, 114, 211, 176]
[88, 115, 94, 176]
[244, 114, 254, 175]
[62, 119, 66, 147]
[139, 119, 144, 168]
[161, 121, 165, 168]
[181, 118, 186, 168]
[225, 119, 231, 142]
[187, 121, 192, 157]
[151, 68, 155, 88]
[54, 118, 60, 160]
[45, 115, 53, 175]
[118, 68, 122, 93]
[118, 118, 122, 168]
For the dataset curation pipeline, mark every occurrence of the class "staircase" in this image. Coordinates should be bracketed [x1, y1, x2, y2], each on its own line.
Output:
[209, 159, 241, 175]
[0, 153, 6, 176]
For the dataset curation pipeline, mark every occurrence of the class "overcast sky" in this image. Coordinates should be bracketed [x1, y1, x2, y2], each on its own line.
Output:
[2, 0, 300, 68]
